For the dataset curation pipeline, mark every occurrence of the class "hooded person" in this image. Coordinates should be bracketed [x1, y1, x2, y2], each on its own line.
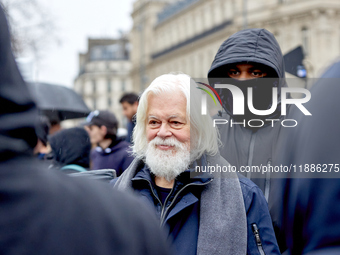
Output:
[207, 28, 288, 251]
[0, 5, 172, 255]
[274, 60, 340, 255]
[48, 127, 92, 173]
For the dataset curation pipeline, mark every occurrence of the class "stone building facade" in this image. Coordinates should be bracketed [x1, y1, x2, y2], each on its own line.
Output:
[130, 0, 340, 92]
[74, 37, 132, 127]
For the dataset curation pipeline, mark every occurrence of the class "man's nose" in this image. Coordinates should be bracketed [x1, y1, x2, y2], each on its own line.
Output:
[157, 123, 172, 138]
[238, 71, 251, 80]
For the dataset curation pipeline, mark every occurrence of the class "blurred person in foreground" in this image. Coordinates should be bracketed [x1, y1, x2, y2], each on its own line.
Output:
[120, 92, 139, 143]
[274, 60, 340, 255]
[48, 127, 91, 173]
[84, 110, 133, 176]
[0, 5, 172, 255]
[208, 28, 288, 251]
[112, 73, 280, 255]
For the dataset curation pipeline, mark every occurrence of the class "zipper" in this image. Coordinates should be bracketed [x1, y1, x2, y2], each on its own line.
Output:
[134, 178, 163, 209]
[160, 179, 213, 226]
[264, 159, 271, 202]
[246, 132, 257, 179]
[252, 223, 266, 255]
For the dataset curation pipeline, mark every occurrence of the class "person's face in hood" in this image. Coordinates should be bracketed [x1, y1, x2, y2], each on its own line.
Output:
[214, 62, 279, 122]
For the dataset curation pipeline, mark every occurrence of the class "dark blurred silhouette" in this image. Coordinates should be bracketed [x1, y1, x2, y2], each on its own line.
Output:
[33, 115, 50, 159]
[274, 60, 340, 255]
[0, 5, 172, 255]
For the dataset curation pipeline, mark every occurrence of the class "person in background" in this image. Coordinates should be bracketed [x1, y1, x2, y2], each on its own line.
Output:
[84, 110, 133, 176]
[33, 115, 51, 159]
[208, 28, 288, 251]
[48, 127, 91, 173]
[120, 92, 139, 143]
[113, 73, 280, 255]
[0, 5, 172, 255]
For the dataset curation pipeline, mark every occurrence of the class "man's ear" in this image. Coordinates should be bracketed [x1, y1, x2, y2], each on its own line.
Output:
[100, 125, 108, 135]
[133, 101, 139, 109]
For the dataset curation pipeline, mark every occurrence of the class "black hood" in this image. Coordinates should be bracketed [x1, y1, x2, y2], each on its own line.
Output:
[49, 127, 91, 168]
[208, 28, 286, 122]
[0, 7, 38, 159]
[208, 28, 285, 79]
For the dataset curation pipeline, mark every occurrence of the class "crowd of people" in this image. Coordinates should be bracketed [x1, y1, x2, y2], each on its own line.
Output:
[1, 4, 340, 255]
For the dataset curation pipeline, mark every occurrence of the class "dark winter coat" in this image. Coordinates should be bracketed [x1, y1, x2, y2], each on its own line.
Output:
[112, 155, 280, 255]
[274, 60, 340, 254]
[91, 138, 133, 176]
[207, 28, 288, 250]
[0, 6, 172, 255]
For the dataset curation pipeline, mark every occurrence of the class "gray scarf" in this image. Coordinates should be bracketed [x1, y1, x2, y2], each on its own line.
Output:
[114, 153, 247, 255]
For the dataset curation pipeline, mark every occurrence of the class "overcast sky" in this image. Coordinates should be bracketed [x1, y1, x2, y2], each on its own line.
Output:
[34, 0, 135, 87]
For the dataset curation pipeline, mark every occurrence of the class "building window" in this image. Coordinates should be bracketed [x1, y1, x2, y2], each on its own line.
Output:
[108, 97, 112, 108]
[302, 27, 309, 56]
[107, 79, 111, 93]
[121, 79, 126, 92]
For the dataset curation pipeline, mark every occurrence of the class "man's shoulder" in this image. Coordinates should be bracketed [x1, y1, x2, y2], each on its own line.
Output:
[236, 173, 268, 211]
[237, 173, 259, 190]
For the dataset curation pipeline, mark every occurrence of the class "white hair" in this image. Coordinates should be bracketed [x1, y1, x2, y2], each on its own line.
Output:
[132, 73, 220, 161]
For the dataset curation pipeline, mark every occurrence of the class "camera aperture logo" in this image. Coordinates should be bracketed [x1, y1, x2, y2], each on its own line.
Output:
[196, 82, 222, 115]
[196, 82, 312, 128]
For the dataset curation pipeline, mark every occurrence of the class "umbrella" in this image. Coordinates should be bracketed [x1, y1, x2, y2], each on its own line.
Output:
[27, 82, 90, 121]
[284, 46, 306, 78]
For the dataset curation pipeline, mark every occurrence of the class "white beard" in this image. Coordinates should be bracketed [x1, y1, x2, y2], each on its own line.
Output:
[145, 136, 191, 182]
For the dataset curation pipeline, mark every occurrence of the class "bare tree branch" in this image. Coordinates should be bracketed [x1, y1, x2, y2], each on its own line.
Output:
[0, 0, 60, 59]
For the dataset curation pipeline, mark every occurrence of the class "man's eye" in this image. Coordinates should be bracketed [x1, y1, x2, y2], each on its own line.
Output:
[252, 71, 266, 77]
[149, 120, 158, 125]
[228, 70, 239, 75]
[171, 121, 183, 127]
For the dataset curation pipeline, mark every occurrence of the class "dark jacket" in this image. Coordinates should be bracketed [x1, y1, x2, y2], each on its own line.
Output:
[274, 61, 340, 254]
[0, 6, 172, 255]
[91, 138, 133, 176]
[49, 127, 91, 173]
[208, 28, 288, 250]
[125, 120, 135, 144]
[112, 159, 280, 255]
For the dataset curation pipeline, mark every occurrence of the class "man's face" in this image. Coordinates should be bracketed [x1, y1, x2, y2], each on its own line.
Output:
[146, 92, 190, 149]
[144, 92, 191, 181]
[121, 101, 138, 121]
[84, 125, 106, 144]
[227, 63, 268, 80]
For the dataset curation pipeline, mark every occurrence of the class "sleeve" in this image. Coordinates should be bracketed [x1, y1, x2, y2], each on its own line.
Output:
[244, 186, 281, 255]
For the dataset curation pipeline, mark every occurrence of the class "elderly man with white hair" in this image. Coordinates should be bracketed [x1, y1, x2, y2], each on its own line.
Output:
[112, 73, 280, 255]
